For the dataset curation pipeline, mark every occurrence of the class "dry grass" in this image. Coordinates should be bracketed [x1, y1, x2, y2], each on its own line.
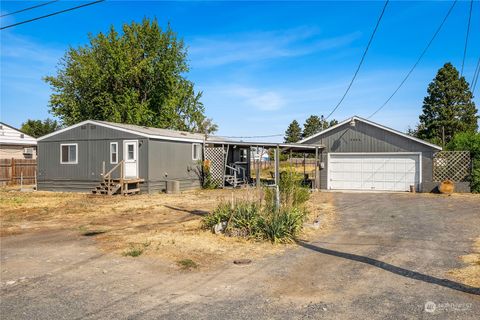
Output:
[0, 187, 335, 269]
[448, 237, 480, 287]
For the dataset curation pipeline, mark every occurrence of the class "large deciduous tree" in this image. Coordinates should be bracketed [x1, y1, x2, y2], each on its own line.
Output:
[284, 120, 302, 143]
[20, 118, 62, 138]
[415, 63, 478, 145]
[44, 18, 216, 134]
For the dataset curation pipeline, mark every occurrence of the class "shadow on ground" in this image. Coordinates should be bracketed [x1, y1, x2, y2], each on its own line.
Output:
[296, 241, 480, 296]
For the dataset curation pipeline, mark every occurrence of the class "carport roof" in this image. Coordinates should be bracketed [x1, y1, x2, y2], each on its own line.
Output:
[205, 139, 324, 152]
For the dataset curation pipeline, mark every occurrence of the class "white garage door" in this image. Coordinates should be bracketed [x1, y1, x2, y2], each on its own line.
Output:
[328, 153, 421, 192]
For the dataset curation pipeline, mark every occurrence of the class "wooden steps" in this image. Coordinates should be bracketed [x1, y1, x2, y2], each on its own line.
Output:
[92, 160, 144, 196]
[92, 178, 144, 195]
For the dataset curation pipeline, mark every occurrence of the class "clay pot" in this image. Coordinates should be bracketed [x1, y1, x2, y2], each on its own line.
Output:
[438, 180, 454, 194]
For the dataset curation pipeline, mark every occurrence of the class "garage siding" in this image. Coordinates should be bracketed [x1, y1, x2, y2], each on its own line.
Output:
[303, 121, 438, 192]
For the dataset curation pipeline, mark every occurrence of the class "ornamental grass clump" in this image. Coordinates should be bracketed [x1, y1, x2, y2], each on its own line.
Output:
[202, 167, 310, 243]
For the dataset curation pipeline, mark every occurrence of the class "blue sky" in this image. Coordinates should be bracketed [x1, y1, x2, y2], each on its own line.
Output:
[1, 1, 479, 141]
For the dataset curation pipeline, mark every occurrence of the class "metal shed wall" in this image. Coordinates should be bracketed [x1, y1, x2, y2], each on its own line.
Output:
[147, 139, 202, 192]
[303, 121, 439, 192]
[38, 124, 148, 192]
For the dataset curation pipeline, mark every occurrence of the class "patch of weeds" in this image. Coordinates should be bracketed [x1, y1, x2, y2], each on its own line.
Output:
[0, 196, 26, 205]
[177, 259, 198, 270]
[123, 245, 144, 257]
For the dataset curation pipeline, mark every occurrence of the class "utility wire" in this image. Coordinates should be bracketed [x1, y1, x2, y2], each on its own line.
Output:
[461, 0, 473, 76]
[324, 0, 389, 120]
[367, 0, 457, 119]
[0, 0, 58, 18]
[0, 0, 105, 30]
[472, 57, 480, 93]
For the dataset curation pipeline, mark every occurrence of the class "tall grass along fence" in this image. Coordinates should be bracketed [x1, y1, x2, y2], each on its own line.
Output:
[0, 158, 37, 186]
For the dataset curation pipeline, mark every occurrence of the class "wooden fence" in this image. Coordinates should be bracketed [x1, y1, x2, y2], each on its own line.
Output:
[0, 158, 37, 186]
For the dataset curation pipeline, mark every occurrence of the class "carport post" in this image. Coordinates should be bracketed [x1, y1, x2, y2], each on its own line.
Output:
[274, 145, 280, 186]
[314, 147, 319, 190]
[256, 159, 261, 189]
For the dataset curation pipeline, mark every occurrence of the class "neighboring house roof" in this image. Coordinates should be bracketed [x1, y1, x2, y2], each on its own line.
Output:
[37, 120, 207, 143]
[299, 116, 442, 150]
[0, 122, 37, 146]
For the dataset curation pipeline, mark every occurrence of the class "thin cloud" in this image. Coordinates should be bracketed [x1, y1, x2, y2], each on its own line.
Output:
[189, 27, 361, 67]
[204, 85, 286, 111]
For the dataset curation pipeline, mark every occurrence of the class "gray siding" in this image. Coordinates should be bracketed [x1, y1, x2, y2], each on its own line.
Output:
[38, 123, 202, 193]
[147, 139, 202, 193]
[38, 124, 148, 192]
[304, 121, 439, 192]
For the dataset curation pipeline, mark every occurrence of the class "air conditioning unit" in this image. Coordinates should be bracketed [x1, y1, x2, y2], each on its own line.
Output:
[23, 147, 34, 155]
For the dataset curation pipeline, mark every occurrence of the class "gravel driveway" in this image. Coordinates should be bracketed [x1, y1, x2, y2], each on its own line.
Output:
[1, 192, 479, 319]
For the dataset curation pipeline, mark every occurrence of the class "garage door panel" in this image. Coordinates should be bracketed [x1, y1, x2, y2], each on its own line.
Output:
[329, 154, 420, 192]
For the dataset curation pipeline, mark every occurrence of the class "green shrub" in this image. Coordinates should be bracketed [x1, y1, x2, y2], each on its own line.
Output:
[258, 207, 306, 243]
[200, 161, 220, 189]
[264, 167, 310, 209]
[202, 200, 306, 243]
[202, 201, 232, 229]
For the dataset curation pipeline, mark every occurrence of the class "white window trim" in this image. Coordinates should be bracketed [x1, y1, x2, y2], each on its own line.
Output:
[192, 143, 201, 161]
[60, 143, 78, 164]
[110, 142, 118, 164]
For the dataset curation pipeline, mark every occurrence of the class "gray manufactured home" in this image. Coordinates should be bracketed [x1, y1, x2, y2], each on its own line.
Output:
[300, 116, 445, 192]
[37, 120, 205, 193]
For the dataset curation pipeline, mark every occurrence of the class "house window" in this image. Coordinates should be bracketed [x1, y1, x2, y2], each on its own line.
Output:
[192, 143, 201, 161]
[110, 142, 118, 164]
[60, 143, 78, 164]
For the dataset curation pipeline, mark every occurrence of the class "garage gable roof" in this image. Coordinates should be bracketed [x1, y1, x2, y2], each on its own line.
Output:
[299, 116, 442, 150]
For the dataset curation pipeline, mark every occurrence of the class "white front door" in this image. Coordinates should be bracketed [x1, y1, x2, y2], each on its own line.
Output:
[328, 153, 421, 192]
[123, 140, 138, 178]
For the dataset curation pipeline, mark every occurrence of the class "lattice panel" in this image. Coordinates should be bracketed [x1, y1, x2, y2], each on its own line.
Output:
[204, 146, 225, 185]
[433, 151, 471, 182]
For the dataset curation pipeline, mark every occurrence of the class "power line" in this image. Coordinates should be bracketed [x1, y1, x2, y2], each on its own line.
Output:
[0, 0, 58, 18]
[472, 57, 480, 93]
[461, 0, 473, 76]
[0, 0, 105, 30]
[324, 0, 389, 120]
[367, 0, 457, 119]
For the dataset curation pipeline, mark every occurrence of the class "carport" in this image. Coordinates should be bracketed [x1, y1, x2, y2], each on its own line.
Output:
[204, 139, 325, 189]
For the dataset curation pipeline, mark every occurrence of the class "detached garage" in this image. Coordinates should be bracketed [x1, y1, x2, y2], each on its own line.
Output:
[300, 116, 442, 192]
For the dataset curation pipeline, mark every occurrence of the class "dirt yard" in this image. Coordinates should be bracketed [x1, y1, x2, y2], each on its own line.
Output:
[0, 188, 335, 269]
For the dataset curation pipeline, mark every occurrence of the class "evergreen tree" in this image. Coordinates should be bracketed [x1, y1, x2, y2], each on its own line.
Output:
[302, 115, 322, 138]
[416, 63, 478, 145]
[302, 115, 338, 138]
[284, 120, 302, 143]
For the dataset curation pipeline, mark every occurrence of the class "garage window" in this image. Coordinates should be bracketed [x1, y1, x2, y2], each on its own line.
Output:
[60, 143, 78, 164]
